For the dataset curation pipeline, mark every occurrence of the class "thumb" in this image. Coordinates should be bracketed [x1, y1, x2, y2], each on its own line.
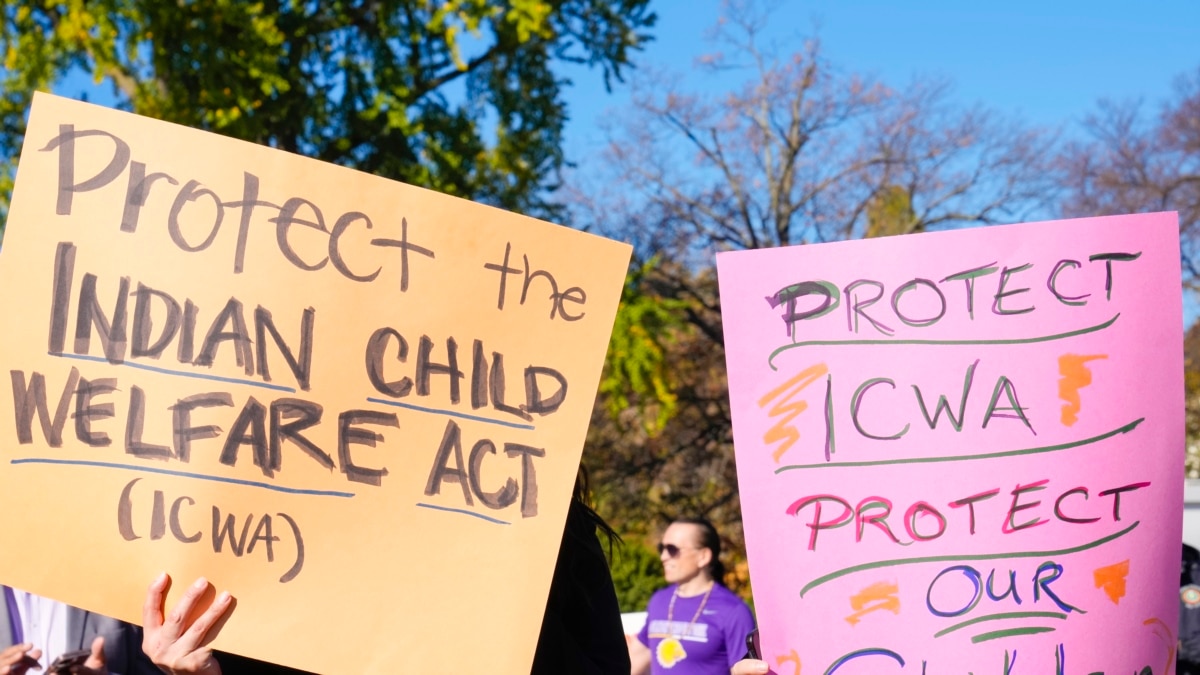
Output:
[85, 635, 106, 668]
[732, 659, 770, 675]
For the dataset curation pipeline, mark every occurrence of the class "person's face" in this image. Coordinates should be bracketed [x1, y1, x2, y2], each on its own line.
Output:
[659, 523, 712, 585]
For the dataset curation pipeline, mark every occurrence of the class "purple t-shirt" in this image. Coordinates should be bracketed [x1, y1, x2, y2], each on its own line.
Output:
[637, 584, 755, 674]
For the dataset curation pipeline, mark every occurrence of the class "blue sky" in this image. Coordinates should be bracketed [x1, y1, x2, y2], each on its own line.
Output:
[55, 2, 1199, 167]
[561, 0, 1200, 160]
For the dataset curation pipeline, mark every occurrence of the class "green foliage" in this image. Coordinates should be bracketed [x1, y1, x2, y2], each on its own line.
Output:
[607, 539, 666, 613]
[865, 184, 918, 238]
[0, 0, 656, 222]
[583, 264, 754, 598]
[1187, 321, 1200, 478]
[598, 259, 692, 434]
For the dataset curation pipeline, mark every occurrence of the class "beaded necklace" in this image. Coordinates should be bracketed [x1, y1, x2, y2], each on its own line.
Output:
[655, 581, 715, 668]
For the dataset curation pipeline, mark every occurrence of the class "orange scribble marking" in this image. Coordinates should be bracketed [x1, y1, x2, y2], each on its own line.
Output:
[758, 363, 829, 463]
[1093, 559, 1130, 604]
[1057, 353, 1107, 426]
[845, 580, 900, 626]
[775, 649, 801, 675]
[1144, 616, 1176, 675]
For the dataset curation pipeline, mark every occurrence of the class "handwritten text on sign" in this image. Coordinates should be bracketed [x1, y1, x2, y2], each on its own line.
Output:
[718, 214, 1182, 674]
[0, 93, 631, 674]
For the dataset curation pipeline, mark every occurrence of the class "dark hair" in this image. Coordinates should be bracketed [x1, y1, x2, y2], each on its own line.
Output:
[573, 466, 620, 552]
[531, 467, 630, 673]
[673, 517, 726, 585]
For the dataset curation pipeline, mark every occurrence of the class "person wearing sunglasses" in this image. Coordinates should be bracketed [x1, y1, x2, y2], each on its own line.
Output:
[629, 518, 755, 674]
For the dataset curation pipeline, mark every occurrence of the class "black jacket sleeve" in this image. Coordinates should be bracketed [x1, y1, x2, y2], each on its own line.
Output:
[531, 500, 631, 675]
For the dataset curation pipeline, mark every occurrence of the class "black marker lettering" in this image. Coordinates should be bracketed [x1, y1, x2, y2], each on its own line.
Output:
[337, 410, 394, 486]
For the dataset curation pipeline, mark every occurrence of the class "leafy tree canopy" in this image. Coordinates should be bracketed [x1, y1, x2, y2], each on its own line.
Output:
[0, 0, 656, 222]
[1060, 67, 1200, 288]
[607, 539, 667, 612]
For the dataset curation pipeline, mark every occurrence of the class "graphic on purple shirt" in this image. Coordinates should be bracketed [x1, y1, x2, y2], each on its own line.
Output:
[637, 584, 755, 674]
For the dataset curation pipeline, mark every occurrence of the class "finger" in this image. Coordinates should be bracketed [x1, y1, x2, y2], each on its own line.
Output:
[142, 571, 170, 631]
[731, 659, 769, 675]
[9, 648, 41, 675]
[160, 577, 210, 643]
[177, 590, 233, 653]
[0, 644, 32, 666]
[0, 646, 33, 675]
[83, 636, 105, 669]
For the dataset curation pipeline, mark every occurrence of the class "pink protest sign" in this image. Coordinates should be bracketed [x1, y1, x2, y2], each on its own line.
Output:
[717, 213, 1183, 674]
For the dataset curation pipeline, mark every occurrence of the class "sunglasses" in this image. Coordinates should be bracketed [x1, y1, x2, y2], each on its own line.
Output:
[657, 543, 698, 558]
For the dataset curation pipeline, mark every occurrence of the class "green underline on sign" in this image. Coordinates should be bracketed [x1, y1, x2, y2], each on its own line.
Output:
[775, 418, 1144, 472]
[798, 521, 1139, 597]
[971, 625, 1058, 643]
[767, 313, 1120, 370]
[934, 611, 1068, 638]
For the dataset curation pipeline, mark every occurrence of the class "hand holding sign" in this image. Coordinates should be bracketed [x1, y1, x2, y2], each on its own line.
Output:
[141, 573, 230, 675]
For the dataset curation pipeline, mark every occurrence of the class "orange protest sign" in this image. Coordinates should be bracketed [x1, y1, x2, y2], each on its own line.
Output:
[0, 92, 630, 673]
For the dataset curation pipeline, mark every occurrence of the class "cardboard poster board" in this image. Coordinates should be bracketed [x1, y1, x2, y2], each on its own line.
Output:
[0, 92, 631, 673]
[718, 214, 1183, 674]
